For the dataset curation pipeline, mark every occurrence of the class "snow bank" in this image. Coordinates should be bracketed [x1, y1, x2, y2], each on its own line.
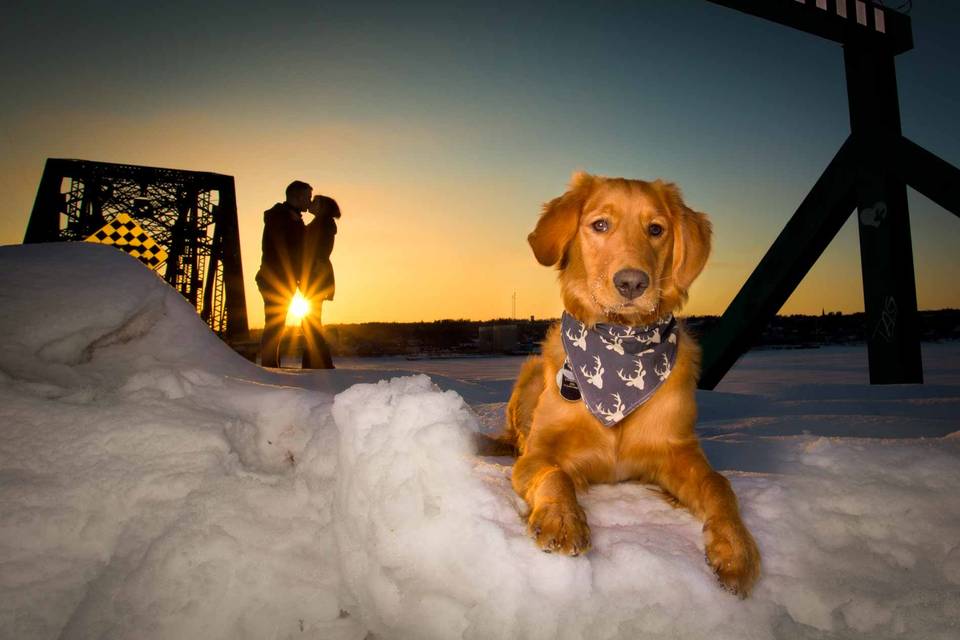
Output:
[331, 378, 960, 640]
[1, 243, 959, 639]
[0, 244, 352, 638]
[332, 376, 774, 640]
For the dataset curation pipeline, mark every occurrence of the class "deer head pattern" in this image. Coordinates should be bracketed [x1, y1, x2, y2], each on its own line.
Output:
[558, 312, 679, 426]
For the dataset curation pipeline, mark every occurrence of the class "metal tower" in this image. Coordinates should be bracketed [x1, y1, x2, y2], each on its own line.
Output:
[699, 0, 960, 389]
[24, 158, 250, 342]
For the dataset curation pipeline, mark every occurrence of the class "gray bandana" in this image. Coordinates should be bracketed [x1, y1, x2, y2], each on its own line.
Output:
[558, 311, 679, 426]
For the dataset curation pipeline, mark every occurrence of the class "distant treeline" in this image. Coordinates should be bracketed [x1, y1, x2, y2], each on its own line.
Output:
[242, 309, 959, 358]
[686, 309, 960, 350]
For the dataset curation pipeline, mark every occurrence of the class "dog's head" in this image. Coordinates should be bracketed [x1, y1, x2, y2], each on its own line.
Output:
[529, 172, 711, 326]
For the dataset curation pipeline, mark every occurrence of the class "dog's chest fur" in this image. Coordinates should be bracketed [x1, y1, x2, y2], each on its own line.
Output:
[530, 321, 698, 483]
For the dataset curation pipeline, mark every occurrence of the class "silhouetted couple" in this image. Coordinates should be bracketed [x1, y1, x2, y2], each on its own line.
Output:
[256, 180, 339, 369]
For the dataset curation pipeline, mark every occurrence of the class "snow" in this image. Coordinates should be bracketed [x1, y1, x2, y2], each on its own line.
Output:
[1, 242, 959, 639]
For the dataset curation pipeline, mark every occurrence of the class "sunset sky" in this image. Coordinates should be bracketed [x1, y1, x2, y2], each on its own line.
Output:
[2, 1, 958, 327]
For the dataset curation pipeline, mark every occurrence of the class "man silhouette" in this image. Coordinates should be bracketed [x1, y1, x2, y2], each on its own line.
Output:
[255, 180, 310, 367]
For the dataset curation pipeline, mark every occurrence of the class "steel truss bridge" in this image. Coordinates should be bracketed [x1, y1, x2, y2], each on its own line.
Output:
[24, 158, 249, 342]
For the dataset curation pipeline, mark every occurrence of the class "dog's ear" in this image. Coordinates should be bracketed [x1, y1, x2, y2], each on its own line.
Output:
[656, 181, 712, 291]
[528, 171, 595, 267]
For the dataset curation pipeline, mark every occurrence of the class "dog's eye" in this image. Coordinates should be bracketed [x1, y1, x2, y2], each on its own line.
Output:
[591, 219, 609, 233]
[648, 223, 664, 237]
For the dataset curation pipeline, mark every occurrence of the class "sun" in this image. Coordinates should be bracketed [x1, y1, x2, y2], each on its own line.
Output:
[285, 289, 311, 326]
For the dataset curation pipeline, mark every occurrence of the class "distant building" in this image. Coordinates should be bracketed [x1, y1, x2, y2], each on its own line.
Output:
[478, 324, 519, 353]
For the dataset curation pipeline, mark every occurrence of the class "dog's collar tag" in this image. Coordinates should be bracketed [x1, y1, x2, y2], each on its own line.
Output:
[556, 361, 582, 401]
[558, 312, 679, 426]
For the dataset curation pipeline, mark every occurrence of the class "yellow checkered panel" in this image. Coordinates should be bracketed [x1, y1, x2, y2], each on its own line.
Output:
[85, 213, 168, 269]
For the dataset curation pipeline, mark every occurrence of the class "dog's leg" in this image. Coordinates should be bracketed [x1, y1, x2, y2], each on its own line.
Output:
[473, 432, 518, 457]
[505, 356, 545, 452]
[512, 455, 591, 556]
[654, 443, 760, 596]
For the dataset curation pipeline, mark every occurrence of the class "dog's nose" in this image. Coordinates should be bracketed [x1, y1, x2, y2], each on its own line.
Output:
[613, 269, 649, 300]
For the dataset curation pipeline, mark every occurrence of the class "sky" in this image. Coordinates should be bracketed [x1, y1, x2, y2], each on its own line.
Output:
[1, 0, 958, 327]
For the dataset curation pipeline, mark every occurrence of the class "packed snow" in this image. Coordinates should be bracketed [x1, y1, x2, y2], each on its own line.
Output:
[1, 243, 958, 639]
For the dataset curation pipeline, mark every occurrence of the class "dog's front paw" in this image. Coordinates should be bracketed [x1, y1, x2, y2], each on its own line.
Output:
[703, 516, 761, 597]
[527, 500, 591, 556]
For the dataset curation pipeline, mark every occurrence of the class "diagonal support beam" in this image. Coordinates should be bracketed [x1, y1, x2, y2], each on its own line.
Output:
[894, 137, 960, 219]
[698, 137, 858, 389]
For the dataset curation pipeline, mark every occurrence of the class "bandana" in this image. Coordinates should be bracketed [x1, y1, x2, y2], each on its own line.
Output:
[557, 311, 679, 426]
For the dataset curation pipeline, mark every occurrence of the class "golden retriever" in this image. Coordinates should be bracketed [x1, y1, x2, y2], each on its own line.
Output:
[502, 172, 760, 596]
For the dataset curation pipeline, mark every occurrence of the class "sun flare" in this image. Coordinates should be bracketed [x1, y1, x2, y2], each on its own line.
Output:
[285, 290, 311, 326]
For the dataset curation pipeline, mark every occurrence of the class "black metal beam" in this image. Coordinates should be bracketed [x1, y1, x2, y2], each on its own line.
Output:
[31, 157, 233, 189]
[895, 137, 960, 219]
[214, 176, 250, 341]
[23, 160, 66, 243]
[699, 138, 858, 389]
[706, 0, 913, 55]
[845, 43, 923, 383]
[698, 0, 935, 388]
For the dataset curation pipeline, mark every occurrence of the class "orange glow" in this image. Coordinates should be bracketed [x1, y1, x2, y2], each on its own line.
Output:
[285, 289, 310, 326]
[3, 114, 955, 329]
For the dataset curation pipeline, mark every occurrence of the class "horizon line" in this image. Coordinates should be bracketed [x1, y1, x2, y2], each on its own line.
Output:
[249, 307, 960, 331]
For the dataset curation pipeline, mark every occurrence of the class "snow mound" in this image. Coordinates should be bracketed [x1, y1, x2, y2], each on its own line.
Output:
[0, 242, 262, 387]
[1, 243, 959, 639]
[0, 244, 350, 638]
[332, 376, 776, 640]
[330, 375, 960, 639]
